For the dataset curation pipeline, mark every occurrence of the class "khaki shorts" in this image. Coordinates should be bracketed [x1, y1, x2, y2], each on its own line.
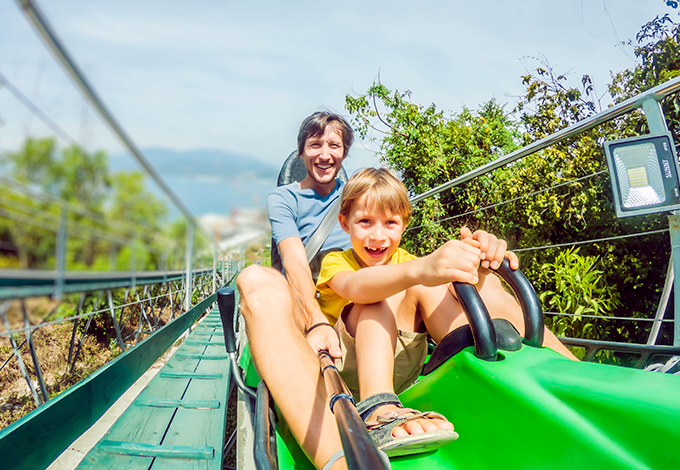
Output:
[334, 311, 428, 400]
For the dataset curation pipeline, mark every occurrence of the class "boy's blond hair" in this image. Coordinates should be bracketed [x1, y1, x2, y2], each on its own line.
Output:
[340, 168, 411, 225]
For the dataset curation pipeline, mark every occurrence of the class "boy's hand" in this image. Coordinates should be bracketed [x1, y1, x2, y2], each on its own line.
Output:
[420, 239, 482, 286]
[460, 227, 519, 271]
[305, 324, 342, 360]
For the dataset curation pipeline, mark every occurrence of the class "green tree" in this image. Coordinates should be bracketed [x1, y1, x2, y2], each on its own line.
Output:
[0, 138, 172, 270]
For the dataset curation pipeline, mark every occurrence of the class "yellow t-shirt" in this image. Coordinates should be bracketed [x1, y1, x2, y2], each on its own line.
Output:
[316, 248, 417, 325]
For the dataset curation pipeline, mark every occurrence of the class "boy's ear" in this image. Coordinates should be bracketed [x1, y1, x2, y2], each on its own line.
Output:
[338, 214, 350, 233]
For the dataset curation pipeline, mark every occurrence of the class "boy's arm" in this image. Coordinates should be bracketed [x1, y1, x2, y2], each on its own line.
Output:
[327, 240, 482, 304]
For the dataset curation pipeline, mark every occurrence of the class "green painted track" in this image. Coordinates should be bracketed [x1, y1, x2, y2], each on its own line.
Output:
[76, 308, 231, 470]
[276, 345, 680, 470]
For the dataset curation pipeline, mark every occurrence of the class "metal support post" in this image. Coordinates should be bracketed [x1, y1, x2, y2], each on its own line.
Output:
[54, 208, 67, 300]
[130, 238, 137, 290]
[107, 289, 126, 351]
[212, 244, 217, 293]
[648, 255, 673, 345]
[22, 300, 49, 403]
[66, 292, 86, 373]
[2, 306, 41, 406]
[670, 215, 680, 346]
[642, 98, 680, 346]
[184, 222, 195, 311]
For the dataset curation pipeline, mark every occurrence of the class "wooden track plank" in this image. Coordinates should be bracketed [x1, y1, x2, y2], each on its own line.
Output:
[78, 311, 231, 470]
[150, 349, 231, 470]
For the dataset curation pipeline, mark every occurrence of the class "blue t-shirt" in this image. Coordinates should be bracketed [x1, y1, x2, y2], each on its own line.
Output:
[267, 180, 351, 277]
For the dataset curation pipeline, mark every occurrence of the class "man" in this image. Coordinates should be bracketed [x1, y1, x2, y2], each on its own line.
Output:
[237, 111, 358, 470]
[236, 111, 575, 470]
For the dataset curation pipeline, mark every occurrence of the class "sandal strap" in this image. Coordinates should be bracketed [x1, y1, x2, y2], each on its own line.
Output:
[322, 449, 345, 470]
[356, 392, 403, 422]
[366, 409, 448, 429]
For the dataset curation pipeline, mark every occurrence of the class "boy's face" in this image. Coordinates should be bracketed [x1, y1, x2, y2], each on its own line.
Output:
[339, 193, 406, 268]
[301, 125, 345, 189]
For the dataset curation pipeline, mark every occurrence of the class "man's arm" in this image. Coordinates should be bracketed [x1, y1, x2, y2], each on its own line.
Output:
[278, 237, 328, 328]
[278, 237, 342, 358]
[327, 239, 482, 304]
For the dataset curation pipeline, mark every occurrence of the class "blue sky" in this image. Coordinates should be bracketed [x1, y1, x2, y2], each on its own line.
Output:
[0, 0, 675, 213]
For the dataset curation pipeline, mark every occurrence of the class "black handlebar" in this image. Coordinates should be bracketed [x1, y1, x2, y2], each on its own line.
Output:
[452, 258, 545, 360]
[495, 258, 544, 348]
[452, 283, 498, 361]
[216, 287, 237, 354]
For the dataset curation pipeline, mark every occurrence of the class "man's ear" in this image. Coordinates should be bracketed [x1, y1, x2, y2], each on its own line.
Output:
[338, 213, 350, 233]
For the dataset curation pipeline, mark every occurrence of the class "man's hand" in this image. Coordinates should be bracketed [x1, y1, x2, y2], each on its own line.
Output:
[419, 239, 482, 286]
[305, 323, 342, 360]
[460, 227, 519, 271]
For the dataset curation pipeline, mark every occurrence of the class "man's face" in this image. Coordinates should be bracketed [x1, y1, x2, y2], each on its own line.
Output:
[301, 125, 345, 188]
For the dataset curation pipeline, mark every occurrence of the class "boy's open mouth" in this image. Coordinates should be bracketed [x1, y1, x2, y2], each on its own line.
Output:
[364, 247, 387, 257]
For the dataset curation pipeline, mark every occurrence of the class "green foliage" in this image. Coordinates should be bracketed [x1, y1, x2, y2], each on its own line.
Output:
[540, 248, 621, 342]
[109, 171, 168, 233]
[0, 138, 180, 271]
[346, 12, 680, 345]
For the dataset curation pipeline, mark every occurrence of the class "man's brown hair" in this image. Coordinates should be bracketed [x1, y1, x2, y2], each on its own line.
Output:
[297, 111, 354, 158]
[340, 168, 411, 225]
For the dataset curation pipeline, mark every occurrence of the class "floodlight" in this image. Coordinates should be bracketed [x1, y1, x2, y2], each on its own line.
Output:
[604, 132, 680, 218]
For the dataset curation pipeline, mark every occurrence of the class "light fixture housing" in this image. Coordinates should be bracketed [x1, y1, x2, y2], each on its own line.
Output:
[604, 132, 680, 218]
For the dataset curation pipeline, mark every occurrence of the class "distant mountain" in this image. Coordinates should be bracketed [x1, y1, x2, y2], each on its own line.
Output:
[110, 147, 279, 179]
[109, 147, 281, 216]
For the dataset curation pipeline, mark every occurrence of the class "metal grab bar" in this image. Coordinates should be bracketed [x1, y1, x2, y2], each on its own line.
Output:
[318, 350, 390, 470]
[216, 287, 257, 400]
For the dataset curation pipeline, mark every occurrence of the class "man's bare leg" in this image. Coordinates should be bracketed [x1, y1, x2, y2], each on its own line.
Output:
[413, 276, 577, 360]
[476, 274, 577, 360]
[236, 265, 345, 470]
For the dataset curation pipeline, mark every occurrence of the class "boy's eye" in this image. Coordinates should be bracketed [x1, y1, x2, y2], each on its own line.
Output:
[358, 218, 371, 224]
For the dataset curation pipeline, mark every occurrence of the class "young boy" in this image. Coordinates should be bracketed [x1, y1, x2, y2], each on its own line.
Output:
[315, 167, 574, 459]
[314, 167, 489, 456]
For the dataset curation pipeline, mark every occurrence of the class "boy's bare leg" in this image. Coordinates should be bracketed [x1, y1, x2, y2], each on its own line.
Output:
[236, 265, 346, 470]
[346, 294, 453, 437]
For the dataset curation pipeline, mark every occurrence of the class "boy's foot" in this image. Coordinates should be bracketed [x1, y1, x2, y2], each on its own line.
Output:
[357, 393, 459, 457]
